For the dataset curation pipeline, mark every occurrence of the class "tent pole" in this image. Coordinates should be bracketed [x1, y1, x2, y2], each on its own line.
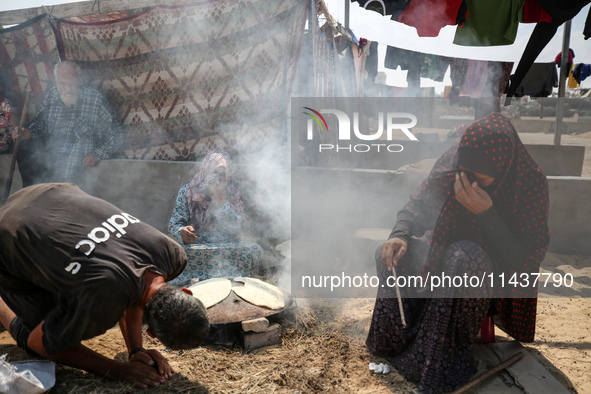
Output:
[344, 0, 350, 29]
[554, 20, 572, 146]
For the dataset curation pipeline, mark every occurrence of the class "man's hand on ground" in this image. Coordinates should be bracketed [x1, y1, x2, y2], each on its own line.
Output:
[111, 359, 169, 389]
[130, 348, 175, 379]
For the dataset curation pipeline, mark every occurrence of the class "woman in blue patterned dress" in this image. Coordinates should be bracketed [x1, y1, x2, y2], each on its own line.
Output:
[167, 150, 263, 286]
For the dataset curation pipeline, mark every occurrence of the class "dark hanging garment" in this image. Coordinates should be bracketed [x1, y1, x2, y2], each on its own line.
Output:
[534, 0, 591, 22]
[384, 46, 422, 96]
[365, 41, 379, 82]
[585, 7, 591, 39]
[420, 54, 452, 82]
[580, 64, 591, 81]
[434, 55, 453, 82]
[456, 0, 468, 25]
[506, 1, 591, 102]
[572, 63, 584, 84]
[512, 63, 558, 97]
[384, 45, 422, 71]
[364, 41, 381, 97]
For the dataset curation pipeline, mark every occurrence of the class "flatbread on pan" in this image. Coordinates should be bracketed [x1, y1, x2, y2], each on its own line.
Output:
[188, 278, 232, 308]
[232, 277, 285, 309]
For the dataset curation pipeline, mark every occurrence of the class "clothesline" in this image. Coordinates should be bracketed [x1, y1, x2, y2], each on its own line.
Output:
[315, 10, 589, 101]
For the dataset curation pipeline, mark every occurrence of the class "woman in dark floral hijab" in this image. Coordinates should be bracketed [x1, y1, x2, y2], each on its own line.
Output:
[367, 113, 549, 393]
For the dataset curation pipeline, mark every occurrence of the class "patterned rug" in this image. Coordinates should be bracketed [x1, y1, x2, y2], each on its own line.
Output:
[0, 14, 60, 111]
[56, 0, 308, 161]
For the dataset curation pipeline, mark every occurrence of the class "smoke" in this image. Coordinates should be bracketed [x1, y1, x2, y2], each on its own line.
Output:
[203, 119, 292, 290]
[232, 129, 292, 242]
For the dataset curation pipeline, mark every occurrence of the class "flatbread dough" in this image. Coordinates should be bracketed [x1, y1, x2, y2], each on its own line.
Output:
[232, 278, 285, 309]
[188, 278, 232, 308]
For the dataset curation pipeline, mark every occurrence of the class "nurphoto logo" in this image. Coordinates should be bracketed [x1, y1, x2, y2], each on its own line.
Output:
[303, 107, 418, 153]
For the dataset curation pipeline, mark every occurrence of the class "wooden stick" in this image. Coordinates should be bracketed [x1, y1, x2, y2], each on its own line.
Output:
[449, 352, 524, 394]
[2, 90, 31, 204]
[353, 230, 407, 328]
[391, 266, 406, 328]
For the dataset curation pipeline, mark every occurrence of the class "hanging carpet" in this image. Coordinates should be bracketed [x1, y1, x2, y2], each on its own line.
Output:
[56, 0, 307, 161]
[0, 14, 60, 110]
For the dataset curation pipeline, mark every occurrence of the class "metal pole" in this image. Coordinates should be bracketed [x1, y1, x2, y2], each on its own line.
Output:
[344, 0, 349, 29]
[554, 20, 571, 146]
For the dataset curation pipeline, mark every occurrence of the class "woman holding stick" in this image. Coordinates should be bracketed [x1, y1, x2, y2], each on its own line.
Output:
[366, 113, 549, 393]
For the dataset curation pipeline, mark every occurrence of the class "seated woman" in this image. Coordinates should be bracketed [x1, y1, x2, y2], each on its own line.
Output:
[168, 150, 263, 286]
[366, 113, 549, 393]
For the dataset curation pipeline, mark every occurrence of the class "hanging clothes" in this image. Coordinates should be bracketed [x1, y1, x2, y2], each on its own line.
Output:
[334, 44, 359, 98]
[506, 1, 591, 101]
[449, 58, 469, 105]
[384, 45, 423, 96]
[580, 64, 591, 82]
[443, 85, 452, 99]
[568, 64, 580, 88]
[454, 0, 523, 46]
[521, 0, 552, 22]
[460, 60, 489, 97]
[384, 45, 421, 71]
[352, 0, 468, 37]
[488, 61, 514, 97]
[457, 60, 514, 98]
[397, 0, 466, 37]
[450, 58, 469, 91]
[420, 54, 437, 80]
[512, 63, 558, 97]
[364, 41, 380, 96]
[554, 48, 575, 72]
[420, 54, 452, 82]
[534, 0, 591, 22]
[365, 41, 379, 83]
[435, 56, 453, 82]
[352, 40, 370, 96]
[385, 45, 451, 84]
[572, 63, 583, 84]
[585, 9, 591, 39]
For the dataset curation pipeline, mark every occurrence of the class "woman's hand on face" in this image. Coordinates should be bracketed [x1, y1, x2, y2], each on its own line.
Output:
[381, 237, 408, 272]
[454, 172, 493, 214]
[181, 226, 197, 244]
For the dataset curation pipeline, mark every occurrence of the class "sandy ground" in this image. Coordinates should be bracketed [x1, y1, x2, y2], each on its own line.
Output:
[0, 130, 590, 393]
[0, 284, 589, 393]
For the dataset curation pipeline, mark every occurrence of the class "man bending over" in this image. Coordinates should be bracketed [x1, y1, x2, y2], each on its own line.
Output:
[0, 183, 209, 388]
